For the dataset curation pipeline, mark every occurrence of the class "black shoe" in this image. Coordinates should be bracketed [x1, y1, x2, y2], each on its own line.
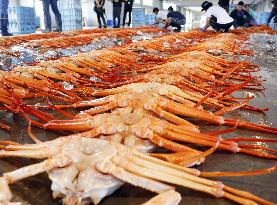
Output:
[1, 32, 13, 36]
[173, 28, 181, 32]
[43, 28, 52, 33]
[53, 29, 62, 32]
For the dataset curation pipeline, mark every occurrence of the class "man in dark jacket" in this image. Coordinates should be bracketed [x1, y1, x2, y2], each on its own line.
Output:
[122, 0, 133, 27]
[166, 6, 186, 32]
[218, 0, 230, 13]
[94, 0, 107, 28]
[230, 1, 254, 28]
[111, 0, 122, 28]
[267, 0, 277, 25]
[0, 0, 12, 36]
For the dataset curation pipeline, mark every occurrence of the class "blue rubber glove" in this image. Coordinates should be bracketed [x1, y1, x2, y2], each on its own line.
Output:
[200, 26, 206, 32]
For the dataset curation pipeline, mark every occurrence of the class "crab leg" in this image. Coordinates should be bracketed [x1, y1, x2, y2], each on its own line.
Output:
[106, 148, 265, 205]
[201, 165, 277, 177]
[141, 190, 181, 205]
[159, 100, 277, 134]
[0, 155, 71, 205]
[3, 155, 71, 184]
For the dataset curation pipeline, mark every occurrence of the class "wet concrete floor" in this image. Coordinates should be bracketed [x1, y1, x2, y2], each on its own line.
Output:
[0, 34, 276, 205]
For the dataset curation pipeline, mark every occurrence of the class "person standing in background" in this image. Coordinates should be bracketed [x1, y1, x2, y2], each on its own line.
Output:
[94, 0, 107, 28]
[0, 0, 12, 36]
[111, 0, 122, 28]
[218, 0, 230, 13]
[122, 0, 133, 27]
[267, 0, 277, 25]
[41, 0, 62, 32]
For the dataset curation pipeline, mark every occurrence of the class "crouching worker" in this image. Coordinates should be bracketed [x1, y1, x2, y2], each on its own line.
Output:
[200, 1, 234, 32]
[165, 6, 186, 32]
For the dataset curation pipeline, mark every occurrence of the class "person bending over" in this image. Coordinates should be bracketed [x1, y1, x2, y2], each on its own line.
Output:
[200, 1, 234, 32]
[153, 7, 168, 25]
[230, 1, 254, 28]
[218, 0, 230, 13]
[244, 4, 258, 26]
[166, 6, 186, 32]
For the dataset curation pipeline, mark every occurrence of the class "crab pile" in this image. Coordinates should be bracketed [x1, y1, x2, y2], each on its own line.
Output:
[0, 25, 276, 205]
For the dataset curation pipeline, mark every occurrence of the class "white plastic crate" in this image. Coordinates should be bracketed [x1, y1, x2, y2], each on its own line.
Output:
[255, 12, 271, 24]
[132, 20, 145, 28]
[8, 6, 36, 34]
[132, 8, 146, 24]
[58, 0, 82, 10]
[269, 23, 277, 30]
[145, 14, 155, 25]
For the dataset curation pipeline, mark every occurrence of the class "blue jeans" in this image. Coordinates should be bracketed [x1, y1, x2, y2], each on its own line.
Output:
[0, 0, 9, 31]
[113, 6, 121, 28]
[267, 10, 277, 24]
[42, 0, 62, 30]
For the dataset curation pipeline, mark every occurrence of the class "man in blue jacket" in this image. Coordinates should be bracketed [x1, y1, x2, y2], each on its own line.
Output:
[166, 6, 186, 32]
[230, 1, 254, 28]
[0, 0, 12, 36]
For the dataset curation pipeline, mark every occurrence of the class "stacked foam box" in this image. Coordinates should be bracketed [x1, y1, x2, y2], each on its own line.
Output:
[254, 12, 271, 25]
[145, 15, 156, 25]
[8, 6, 36, 34]
[269, 23, 277, 30]
[132, 8, 145, 28]
[58, 0, 82, 31]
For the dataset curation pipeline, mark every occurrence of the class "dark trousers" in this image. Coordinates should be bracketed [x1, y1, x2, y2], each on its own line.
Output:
[42, 0, 62, 30]
[123, 9, 132, 26]
[267, 10, 277, 24]
[233, 17, 249, 28]
[113, 6, 121, 28]
[210, 15, 233, 32]
[96, 10, 107, 28]
[0, 0, 9, 34]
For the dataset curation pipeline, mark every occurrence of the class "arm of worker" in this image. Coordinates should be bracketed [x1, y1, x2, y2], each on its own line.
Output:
[200, 17, 210, 32]
[229, 9, 237, 19]
[243, 10, 257, 26]
[154, 17, 166, 25]
[243, 10, 253, 19]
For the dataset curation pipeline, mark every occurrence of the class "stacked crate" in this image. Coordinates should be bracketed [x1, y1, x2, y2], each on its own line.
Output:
[132, 8, 145, 28]
[8, 6, 36, 34]
[254, 12, 271, 25]
[58, 0, 82, 31]
[145, 15, 156, 25]
[269, 23, 277, 30]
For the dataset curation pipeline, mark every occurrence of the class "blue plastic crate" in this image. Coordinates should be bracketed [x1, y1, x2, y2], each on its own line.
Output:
[269, 23, 277, 30]
[107, 19, 113, 26]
